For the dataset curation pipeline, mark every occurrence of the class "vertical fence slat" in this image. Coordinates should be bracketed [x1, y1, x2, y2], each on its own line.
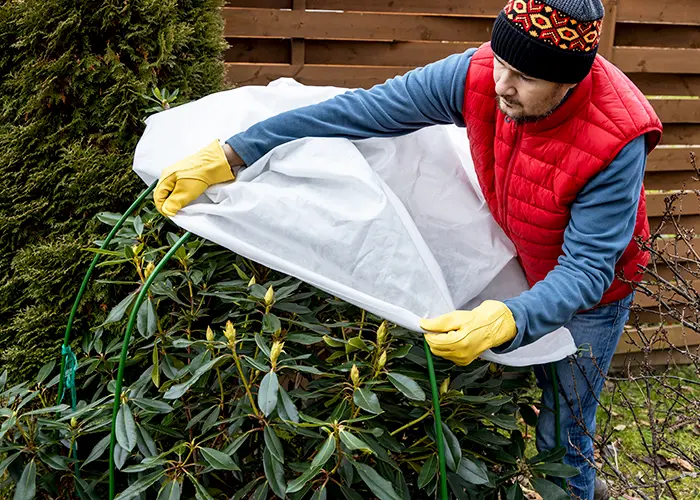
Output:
[292, 0, 306, 69]
[600, 0, 618, 60]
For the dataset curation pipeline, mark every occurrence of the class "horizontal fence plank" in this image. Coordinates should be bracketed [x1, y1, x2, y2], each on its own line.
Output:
[225, 39, 289, 63]
[222, 8, 494, 42]
[613, 47, 700, 74]
[617, 325, 700, 354]
[612, 347, 698, 368]
[646, 147, 699, 172]
[661, 124, 700, 145]
[650, 214, 700, 235]
[615, 23, 700, 49]
[650, 99, 700, 123]
[305, 40, 477, 66]
[634, 284, 699, 308]
[629, 74, 700, 97]
[225, 0, 700, 24]
[646, 192, 700, 217]
[617, 0, 700, 26]
[226, 62, 410, 87]
[645, 172, 700, 190]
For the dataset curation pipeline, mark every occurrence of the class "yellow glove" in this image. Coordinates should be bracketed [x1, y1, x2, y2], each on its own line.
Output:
[154, 140, 235, 217]
[421, 300, 517, 366]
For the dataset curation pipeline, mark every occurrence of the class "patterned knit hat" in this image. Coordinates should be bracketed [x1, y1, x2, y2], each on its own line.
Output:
[491, 0, 605, 84]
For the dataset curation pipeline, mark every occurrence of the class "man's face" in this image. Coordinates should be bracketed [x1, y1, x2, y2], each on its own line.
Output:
[493, 55, 576, 122]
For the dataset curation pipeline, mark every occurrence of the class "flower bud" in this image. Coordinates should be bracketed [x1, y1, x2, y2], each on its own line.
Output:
[144, 261, 155, 279]
[206, 326, 215, 342]
[247, 276, 256, 287]
[270, 341, 284, 366]
[70, 417, 78, 428]
[376, 321, 388, 346]
[264, 286, 274, 306]
[224, 321, 236, 343]
[377, 351, 387, 372]
[440, 376, 450, 395]
[350, 364, 360, 387]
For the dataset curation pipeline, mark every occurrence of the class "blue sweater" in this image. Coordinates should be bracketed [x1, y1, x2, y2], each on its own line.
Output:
[226, 48, 646, 352]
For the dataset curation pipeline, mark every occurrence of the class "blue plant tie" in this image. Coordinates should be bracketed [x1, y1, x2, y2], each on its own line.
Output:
[60, 344, 78, 411]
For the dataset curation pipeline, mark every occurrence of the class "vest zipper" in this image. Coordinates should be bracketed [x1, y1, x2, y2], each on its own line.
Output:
[501, 123, 523, 237]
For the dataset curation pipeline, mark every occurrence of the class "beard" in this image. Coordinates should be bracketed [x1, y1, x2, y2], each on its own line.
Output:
[495, 94, 560, 124]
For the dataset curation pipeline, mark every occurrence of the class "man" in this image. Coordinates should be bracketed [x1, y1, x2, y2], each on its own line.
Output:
[154, 0, 662, 498]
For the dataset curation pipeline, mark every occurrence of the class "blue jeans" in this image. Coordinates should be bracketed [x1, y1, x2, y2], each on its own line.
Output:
[534, 293, 634, 500]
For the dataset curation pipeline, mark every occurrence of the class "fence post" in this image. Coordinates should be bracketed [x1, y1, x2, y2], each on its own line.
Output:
[292, 0, 306, 73]
[600, 0, 618, 61]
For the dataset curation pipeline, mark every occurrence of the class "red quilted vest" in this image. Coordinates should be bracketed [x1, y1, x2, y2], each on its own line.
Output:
[464, 44, 663, 305]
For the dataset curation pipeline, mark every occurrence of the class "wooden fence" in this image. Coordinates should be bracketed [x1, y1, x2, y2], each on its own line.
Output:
[221, 0, 700, 364]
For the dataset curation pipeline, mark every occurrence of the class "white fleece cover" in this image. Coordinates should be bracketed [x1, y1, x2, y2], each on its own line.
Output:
[132, 78, 576, 367]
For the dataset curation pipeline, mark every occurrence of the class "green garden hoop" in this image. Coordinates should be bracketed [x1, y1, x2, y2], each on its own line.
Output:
[57, 181, 451, 499]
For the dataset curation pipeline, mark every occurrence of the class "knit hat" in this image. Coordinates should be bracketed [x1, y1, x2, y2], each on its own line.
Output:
[491, 0, 605, 84]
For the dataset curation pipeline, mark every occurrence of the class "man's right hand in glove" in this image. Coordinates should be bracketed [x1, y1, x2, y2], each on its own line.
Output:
[154, 140, 244, 217]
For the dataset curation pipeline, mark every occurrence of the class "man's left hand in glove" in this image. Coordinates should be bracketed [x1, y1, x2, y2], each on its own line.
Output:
[421, 300, 517, 366]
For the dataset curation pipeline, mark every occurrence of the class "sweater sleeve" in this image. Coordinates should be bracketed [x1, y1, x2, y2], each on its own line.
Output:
[495, 135, 647, 353]
[225, 49, 475, 166]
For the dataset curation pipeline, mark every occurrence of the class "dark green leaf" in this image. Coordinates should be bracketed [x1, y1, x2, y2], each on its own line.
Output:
[527, 447, 567, 465]
[258, 371, 280, 417]
[457, 456, 490, 485]
[286, 435, 335, 494]
[519, 403, 538, 427]
[532, 462, 580, 478]
[263, 448, 287, 498]
[13, 460, 36, 500]
[442, 423, 461, 472]
[386, 372, 425, 401]
[530, 478, 569, 500]
[114, 443, 128, 470]
[137, 298, 158, 338]
[163, 358, 220, 399]
[418, 455, 437, 489]
[353, 388, 382, 414]
[188, 473, 216, 500]
[251, 483, 269, 500]
[262, 313, 281, 333]
[113, 470, 165, 500]
[133, 216, 144, 236]
[353, 461, 403, 500]
[116, 403, 138, 452]
[277, 386, 300, 423]
[282, 364, 323, 375]
[255, 333, 271, 358]
[123, 458, 168, 473]
[200, 447, 240, 471]
[156, 479, 182, 500]
[36, 360, 55, 385]
[285, 333, 323, 345]
[310, 486, 327, 500]
[103, 292, 137, 325]
[136, 423, 158, 457]
[506, 482, 525, 500]
[22, 404, 69, 417]
[242, 356, 270, 372]
[0, 453, 20, 477]
[38, 453, 69, 471]
[132, 398, 173, 414]
[339, 429, 373, 453]
[223, 432, 249, 455]
[340, 485, 363, 500]
[264, 426, 285, 464]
